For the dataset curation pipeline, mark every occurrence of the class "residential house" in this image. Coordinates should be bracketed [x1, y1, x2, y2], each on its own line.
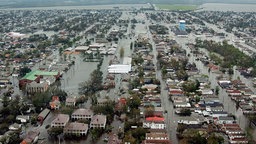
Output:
[16, 115, 30, 123]
[143, 131, 172, 144]
[71, 108, 94, 120]
[64, 122, 88, 136]
[221, 124, 244, 135]
[107, 133, 122, 144]
[65, 97, 76, 107]
[173, 102, 191, 108]
[229, 138, 248, 144]
[97, 98, 111, 105]
[51, 114, 70, 128]
[20, 130, 40, 144]
[143, 116, 166, 129]
[0, 78, 10, 87]
[90, 115, 107, 129]
[211, 111, 228, 118]
[177, 116, 201, 126]
[217, 116, 236, 124]
[9, 123, 22, 131]
[169, 89, 184, 97]
[49, 96, 60, 110]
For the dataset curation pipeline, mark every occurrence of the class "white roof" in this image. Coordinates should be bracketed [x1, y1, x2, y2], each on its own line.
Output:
[7, 32, 26, 37]
[108, 64, 131, 74]
[75, 46, 89, 50]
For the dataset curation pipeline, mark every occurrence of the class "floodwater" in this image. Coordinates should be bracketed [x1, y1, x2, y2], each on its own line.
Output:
[60, 55, 97, 96]
[199, 3, 256, 12]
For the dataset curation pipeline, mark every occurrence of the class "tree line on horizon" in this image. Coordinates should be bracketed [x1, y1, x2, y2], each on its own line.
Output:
[1, 0, 256, 8]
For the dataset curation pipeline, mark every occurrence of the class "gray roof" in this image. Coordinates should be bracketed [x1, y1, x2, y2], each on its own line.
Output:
[52, 114, 69, 124]
[38, 108, 50, 119]
[90, 115, 106, 125]
[72, 108, 93, 116]
[64, 122, 88, 131]
[219, 116, 235, 121]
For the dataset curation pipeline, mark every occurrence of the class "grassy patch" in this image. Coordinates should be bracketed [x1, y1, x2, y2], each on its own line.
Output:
[156, 4, 197, 11]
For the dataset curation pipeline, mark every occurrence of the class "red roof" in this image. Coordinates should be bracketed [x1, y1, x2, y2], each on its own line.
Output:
[229, 90, 241, 93]
[146, 116, 165, 122]
[119, 98, 127, 105]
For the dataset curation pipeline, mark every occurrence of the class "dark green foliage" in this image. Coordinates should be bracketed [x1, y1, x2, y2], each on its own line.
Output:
[197, 40, 255, 69]
[182, 80, 200, 93]
[90, 128, 104, 141]
[179, 108, 192, 116]
[19, 67, 31, 78]
[78, 69, 103, 96]
[47, 127, 63, 138]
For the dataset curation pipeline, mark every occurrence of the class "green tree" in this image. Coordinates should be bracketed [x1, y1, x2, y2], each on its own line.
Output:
[90, 128, 104, 141]
[207, 133, 224, 144]
[19, 67, 31, 78]
[179, 108, 192, 116]
[47, 127, 63, 138]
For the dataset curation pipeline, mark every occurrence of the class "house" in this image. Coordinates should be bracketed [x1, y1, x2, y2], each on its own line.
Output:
[97, 98, 111, 105]
[141, 84, 158, 92]
[9, 123, 22, 131]
[90, 115, 107, 129]
[89, 43, 105, 51]
[20, 130, 40, 144]
[143, 131, 172, 144]
[65, 97, 76, 107]
[49, 96, 60, 110]
[71, 108, 94, 120]
[229, 138, 248, 144]
[143, 116, 166, 129]
[177, 116, 201, 125]
[74, 46, 89, 53]
[16, 115, 30, 123]
[218, 80, 231, 89]
[227, 89, 242, 96]
[211, 111, 228, 118]
[64, 122, 88, 136]
[115, 98, 127, 111]
[199, 89, 214, 95]
[51, 114, 70, 128]
[217, 116, 236, 124]
[0, 78, 10, 88]
[107, 133, 122, 144]
[169, 89, 184, 96]
[221, 124, 244, 135]
[173, 102, 191, 108]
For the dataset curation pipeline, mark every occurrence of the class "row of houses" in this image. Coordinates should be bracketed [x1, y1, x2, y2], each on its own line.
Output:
[132, 35, 172, 144]
[154, 37, 249, 144]
[219, 79, 256, 114]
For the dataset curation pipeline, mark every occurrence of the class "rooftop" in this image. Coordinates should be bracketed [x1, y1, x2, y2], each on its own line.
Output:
[21, 70, 58, 81]
[52, 114, 70, 124]
[72, 108, 93, 116]
[64, 122, 88, 131]
[146, 116, 165, 122]
[91, 115, 106, 125]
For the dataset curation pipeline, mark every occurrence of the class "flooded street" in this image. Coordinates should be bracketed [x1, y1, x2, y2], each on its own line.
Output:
[60, 55, 97, 95]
